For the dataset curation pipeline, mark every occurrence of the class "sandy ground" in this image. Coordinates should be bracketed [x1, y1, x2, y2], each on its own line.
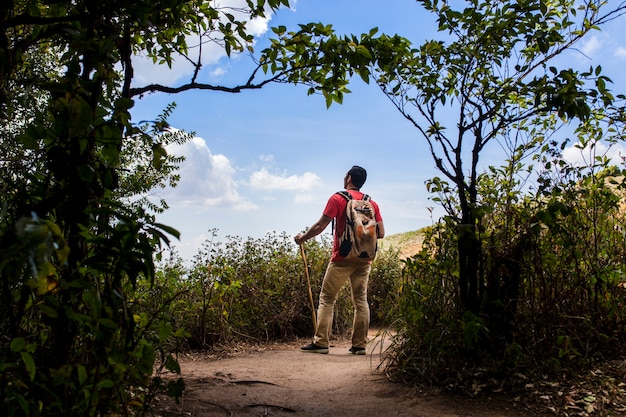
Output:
[155, 329, 529, 417]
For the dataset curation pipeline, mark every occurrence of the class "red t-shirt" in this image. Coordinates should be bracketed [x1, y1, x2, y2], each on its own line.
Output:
[323, 190, 383, 262]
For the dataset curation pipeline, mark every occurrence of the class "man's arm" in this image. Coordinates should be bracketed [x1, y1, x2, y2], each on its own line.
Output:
[294, 214, 332, 245]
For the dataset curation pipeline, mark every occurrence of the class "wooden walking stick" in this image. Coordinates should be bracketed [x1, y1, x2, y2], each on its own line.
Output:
[299, 244, 317, 333]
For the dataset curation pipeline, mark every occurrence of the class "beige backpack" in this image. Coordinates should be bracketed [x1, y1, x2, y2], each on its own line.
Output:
[336, 191, 378, 261]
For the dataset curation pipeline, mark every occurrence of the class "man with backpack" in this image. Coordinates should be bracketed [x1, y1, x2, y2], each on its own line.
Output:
[294, 165, 385, 355]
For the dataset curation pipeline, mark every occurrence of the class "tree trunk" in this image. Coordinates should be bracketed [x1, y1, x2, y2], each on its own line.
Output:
[458, 222, 481, 314]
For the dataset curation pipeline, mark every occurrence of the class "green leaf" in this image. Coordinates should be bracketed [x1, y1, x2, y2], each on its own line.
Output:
[21, 352, 36, 381]
[165, 355, 181, 374]
[153, 223, 181, 240]
[16, 395, 29, 415]
[356, 45, 372, 59]
[99, 318, 119, 329]
[77, 365, 88, 385]
[358, 68, 371, 84]
[10, 338, 26, 352]
[97, 379, 115, 389]
[152, 144, 167, 169]
[166, 377, 185, 400]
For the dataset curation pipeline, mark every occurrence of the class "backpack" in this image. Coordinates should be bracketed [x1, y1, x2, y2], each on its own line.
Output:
[336, 191, 378, 261]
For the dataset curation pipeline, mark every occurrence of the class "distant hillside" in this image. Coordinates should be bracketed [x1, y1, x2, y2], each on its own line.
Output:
[379, 228, 426, 259]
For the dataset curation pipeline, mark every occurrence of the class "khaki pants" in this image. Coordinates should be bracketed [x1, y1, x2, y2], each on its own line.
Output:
[313, 261, 371, 349]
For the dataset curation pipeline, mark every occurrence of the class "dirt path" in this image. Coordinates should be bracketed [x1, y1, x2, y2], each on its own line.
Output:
[156, 330, 527, 417]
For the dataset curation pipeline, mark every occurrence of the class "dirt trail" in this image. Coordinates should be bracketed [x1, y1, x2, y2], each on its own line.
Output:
[156, 330, 526, 417]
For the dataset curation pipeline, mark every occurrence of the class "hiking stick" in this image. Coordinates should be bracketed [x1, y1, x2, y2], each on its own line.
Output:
[299, 244, 317, 333]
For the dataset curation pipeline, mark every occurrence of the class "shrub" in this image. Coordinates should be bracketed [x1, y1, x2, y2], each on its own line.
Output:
[384, 169, 626, 393]
[144, 231, 404, 349]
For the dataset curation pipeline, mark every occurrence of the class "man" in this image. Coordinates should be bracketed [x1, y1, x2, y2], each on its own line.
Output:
[294, 165, 385, 355]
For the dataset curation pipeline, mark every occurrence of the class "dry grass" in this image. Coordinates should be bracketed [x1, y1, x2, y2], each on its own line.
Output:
[379, 229, 425, 259]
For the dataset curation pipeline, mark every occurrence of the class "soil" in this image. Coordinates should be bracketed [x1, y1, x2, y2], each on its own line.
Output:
[155, 329, 530, 417]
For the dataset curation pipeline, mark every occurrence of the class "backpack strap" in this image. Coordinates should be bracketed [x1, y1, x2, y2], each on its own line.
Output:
[333, 191, 373, 231]
[330, 190, 354, 235]
[333, 191, 352, 235]
[336, 190, 352, 201]
[337, 191, 371, 201]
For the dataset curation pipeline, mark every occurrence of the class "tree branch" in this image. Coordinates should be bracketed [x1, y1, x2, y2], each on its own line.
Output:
[128, 69, 286, 97]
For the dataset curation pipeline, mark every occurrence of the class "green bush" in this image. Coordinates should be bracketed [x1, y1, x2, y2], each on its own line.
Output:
[384, 169, 626, 391]
[0, 210, 185, 417]
[143, 231, 403, 349]
[368, 246, 403, 325]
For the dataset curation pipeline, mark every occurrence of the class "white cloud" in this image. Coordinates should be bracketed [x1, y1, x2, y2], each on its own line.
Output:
[131, 54, 191, 87]
[160, 135, 257, 210]
[248, 168, 322, 191]
[247, 14, 273, 37]
[562, 140, 626, 167]
[615, 47, 626, 58]
[209, 66, 227, 78]
[580, 34, 602, 58]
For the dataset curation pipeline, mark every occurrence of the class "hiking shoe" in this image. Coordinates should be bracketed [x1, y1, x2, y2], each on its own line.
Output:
[349, 346, 366, 355]
[300, 343, 329, 354]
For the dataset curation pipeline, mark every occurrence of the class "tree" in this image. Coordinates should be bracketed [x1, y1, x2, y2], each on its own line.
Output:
[365, 0, 626, 344]
[0, 1, 373, 415]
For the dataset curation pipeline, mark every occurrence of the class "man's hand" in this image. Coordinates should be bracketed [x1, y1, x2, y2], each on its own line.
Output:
[294, 233, 306, 246]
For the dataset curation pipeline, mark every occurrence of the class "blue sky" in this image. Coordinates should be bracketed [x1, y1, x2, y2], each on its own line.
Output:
[129, 0, 626, 261]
